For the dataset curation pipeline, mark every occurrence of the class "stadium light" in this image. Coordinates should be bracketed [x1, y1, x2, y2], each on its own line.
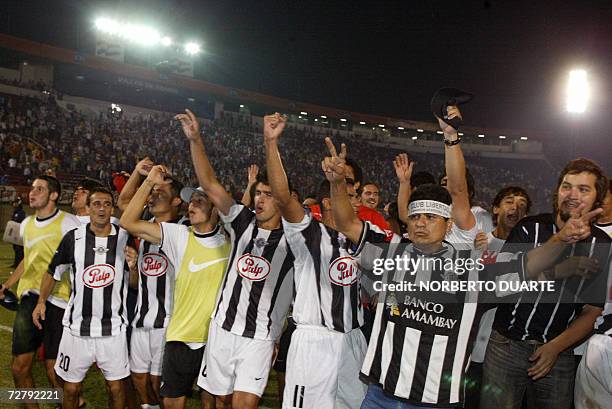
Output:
[300, 111, 307, 115]
[412, 136, 418, 140]
[499, 135, 506, 139]
[378, 124, 385, 128]
[458, 132, 464, 136]
[520, 136, 528, 140]
[185, 42, 201, 55]
[321, 115, 327, 119]
[397, 127, 404, 130]
[340, 118, 347, 122]
[416, 129, 423, 132]
[359, 121, 366, 125]
[95, 17, 120, 34]
[478, 134, 485, 138]
[566, 69, 589, 113]
[161, 36, 172, 46]
[436, 131, 443, 135]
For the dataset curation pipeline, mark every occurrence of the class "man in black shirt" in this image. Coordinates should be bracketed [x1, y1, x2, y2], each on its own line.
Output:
[482, 158, 610, 409]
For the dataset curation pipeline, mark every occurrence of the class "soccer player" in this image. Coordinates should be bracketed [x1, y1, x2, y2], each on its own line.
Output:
[482, 159, 610, 409]
[466, 186, 531, 409]
[32, 187, 131, 409]
[324, 112, 603, 408]
[594, 179, 611, 237]
[0, 175, 80, 409]
[175, 109, 294, 409]
[118, 162, 185, 407]
[264, 113, 367, 409]
[120, 164, 230, 409]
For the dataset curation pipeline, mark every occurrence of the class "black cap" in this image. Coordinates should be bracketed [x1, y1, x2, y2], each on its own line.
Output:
[430, 87, 473, 131]
[0, 289, 18, 311]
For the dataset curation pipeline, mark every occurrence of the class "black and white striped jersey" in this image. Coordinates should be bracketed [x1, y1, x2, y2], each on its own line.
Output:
[132, 239, 175, 329]
[213, 203, 294, 341]
[358, 222, 531, 406]
[494, 213, 611, 343]
[48, 223, 131, 337]
[282, 213, 369, 333]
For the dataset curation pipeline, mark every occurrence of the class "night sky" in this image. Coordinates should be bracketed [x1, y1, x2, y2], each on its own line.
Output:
[2, 0, 611, 163]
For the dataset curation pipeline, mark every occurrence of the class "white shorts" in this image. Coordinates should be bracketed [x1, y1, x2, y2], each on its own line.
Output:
[283, 326, 367, 409]
[574, 334, 612, 409]
[55, 328, 130, 383]
[197, 322, 274, 397]
[130, 327, 166, 376]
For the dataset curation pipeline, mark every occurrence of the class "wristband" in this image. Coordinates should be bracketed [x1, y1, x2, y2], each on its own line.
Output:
[444, 137, 461, 146]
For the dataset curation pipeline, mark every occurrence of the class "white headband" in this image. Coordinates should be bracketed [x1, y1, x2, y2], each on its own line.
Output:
[408, 200, 451, 218]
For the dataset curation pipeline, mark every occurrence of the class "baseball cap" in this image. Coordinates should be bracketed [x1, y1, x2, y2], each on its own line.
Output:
[180, 186, 206, 203]
[430, 87, 473, 131]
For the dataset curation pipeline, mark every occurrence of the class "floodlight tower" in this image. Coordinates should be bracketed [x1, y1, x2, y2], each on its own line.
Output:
[566, 69, 589, 158]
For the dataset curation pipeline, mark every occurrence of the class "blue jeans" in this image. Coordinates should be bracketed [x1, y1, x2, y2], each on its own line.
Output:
[361, 384, 456, 409]
[481, 330, 576, 409]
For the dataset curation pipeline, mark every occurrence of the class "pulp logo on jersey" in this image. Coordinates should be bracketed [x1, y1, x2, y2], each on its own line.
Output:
[328, 256, 359, 286]
[83, 264, 116, 288]
[236, 254, 271, 281]
[24, 233, 56, 249]
[141, 253, 169, 277]
[188, 257, 229, 273]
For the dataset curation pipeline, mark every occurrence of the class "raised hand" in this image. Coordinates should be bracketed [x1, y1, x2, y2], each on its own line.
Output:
[263, 112, 287, 143]
[321, 137, 348, 183]
[145, 165, 172, 186]
[124, 246, 138, 272]
[557, 203, 603, 243]
[247, 164, 259, 185]
[474, 231, 488, 251]
[135, 157, 154, 177]
[436, 106, 462, 136]
[394, 153, 414, 184]
[175, 109, 201, 141]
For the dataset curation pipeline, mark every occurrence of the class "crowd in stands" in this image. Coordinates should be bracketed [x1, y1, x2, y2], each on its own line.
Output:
[0, 89, 554, 213]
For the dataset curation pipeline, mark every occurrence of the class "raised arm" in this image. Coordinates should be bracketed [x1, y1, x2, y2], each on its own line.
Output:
[119, 165, 171, 244]
[175, 109, 233, 215]
[241, 164, 259, 206]
[525, 206, 603, 279]
[117, 157, 154, 211]
[437, 106, 475, 231]
[394, 153, 413, 225]
[324, 138, 363, 243]
[263, 113, 305, 223]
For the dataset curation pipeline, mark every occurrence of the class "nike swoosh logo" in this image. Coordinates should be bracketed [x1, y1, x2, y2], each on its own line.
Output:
[188, 257, 228, 273]
[24, 233, 57, 249]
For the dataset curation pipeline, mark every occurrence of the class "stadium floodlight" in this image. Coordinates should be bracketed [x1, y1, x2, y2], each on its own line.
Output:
[321, 115, 327, 119]
[300, 111, 307, 115]
[359, 121, 366, 125]
[458, 132, 464, 136]
[566, 69, 589, 113]
[499, 135, 506, 139]
[416, 129, 423, 132]
[412, 136, 418, 140]
[478, 134, 485, 138]
[161, 36, 172, 46]
[436, 131, 443, 134]
[122, 23, 160, 45]
[340, 118, 347, 122]
[397, 127, 404, 130]
[95, 17, 120, 34]
[240, 104, 245, 108]
[520, 136, 528, 140]
[378, 124, 385, 128]
[184, 42, 201, 55]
